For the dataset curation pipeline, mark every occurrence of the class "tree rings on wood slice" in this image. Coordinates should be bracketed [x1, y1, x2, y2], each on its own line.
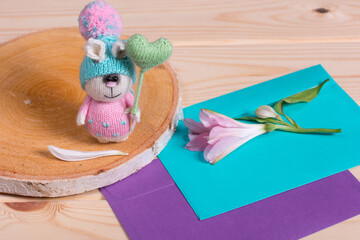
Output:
[0, 28, 182, 197]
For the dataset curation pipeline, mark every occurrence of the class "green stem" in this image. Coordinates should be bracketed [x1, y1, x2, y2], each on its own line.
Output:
[233, 117, 293, 127]
[274, 125, 341, 134]
[131, 68, 146, 114]
[276, 118, 294, 128]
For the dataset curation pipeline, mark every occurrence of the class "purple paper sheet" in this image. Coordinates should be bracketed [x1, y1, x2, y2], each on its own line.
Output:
[101, 159, 360, 240]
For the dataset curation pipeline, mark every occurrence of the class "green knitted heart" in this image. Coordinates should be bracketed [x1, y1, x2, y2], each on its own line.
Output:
[126, 34, 173, 71]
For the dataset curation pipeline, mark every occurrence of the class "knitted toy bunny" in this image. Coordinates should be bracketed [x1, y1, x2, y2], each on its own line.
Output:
[77, 0, 140, 143]
[48, 0, 173, 161]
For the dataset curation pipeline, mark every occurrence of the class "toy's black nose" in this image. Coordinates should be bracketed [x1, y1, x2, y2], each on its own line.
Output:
[104, 74, 119, 82]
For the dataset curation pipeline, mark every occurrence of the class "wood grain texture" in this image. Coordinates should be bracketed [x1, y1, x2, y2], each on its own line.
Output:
[0, 200, 127, 239]
[0, 189, 104, 203]
[173, 42, 360, 107]
[1, 0, 360, 45]
[0, 0, 360, 239]
[0, 28, 181, 197]
[1, 39, 359, 239]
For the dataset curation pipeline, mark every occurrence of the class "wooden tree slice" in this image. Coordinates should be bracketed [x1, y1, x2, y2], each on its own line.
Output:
[0, 28, 182, 197]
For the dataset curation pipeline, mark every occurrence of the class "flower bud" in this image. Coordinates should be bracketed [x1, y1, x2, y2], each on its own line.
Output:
[255, 105, 280, 119]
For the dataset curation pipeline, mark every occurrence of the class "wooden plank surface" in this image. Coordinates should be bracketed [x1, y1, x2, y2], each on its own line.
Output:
[173, 42, 360, 106]
[0, 0, 360, 239]
[0, 200, 127, 240]
[2, 0, 360, 45]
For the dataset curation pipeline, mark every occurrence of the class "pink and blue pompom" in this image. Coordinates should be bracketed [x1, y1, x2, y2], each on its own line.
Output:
[78, 0, 122, 40]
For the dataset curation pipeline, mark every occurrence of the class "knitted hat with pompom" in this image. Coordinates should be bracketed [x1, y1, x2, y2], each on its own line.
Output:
[78, 0, 136, 89]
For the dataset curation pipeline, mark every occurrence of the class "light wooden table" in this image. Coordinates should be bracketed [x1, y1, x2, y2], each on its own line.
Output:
[1, 0, 360, 239]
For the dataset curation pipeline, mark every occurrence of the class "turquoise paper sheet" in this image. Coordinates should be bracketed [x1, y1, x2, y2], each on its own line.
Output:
[159, 65, 360, 220]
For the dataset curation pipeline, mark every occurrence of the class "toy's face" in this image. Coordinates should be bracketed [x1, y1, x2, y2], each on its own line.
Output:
[84, 73, 132, 102]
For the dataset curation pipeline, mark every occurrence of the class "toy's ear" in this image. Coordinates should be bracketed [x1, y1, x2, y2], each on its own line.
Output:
[111, 40, 127, 59]
[84, 38, 106, 62]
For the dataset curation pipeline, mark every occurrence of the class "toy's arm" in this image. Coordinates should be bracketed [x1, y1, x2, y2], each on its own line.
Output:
[125, 92, 141, 122]
[77, 95, 91, 126]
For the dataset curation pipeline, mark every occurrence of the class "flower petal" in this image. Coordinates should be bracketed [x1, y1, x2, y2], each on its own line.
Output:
[208, 125, 265, 145]
[204, 136, 243, 164]
[204, 130, 265, 164]
[185, 132, 209, 151]
[183, 118, 208, 134]
[199, 109, 239, 128]
[200, 109, 256, 129]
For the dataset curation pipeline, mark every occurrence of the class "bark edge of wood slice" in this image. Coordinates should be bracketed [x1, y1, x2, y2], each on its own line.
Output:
[0, 28, 182, 197]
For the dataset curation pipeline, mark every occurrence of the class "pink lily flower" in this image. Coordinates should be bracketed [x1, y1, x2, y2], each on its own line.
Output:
[184, 109, 267, 164]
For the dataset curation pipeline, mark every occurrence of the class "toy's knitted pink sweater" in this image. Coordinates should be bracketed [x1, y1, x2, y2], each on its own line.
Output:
[79, 92, 135, 141]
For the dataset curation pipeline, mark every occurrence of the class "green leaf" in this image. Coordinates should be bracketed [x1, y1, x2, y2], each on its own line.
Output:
[283, 79, 329, 104]
[274, 100, 300, 128]
[273, 79, 329, 128]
